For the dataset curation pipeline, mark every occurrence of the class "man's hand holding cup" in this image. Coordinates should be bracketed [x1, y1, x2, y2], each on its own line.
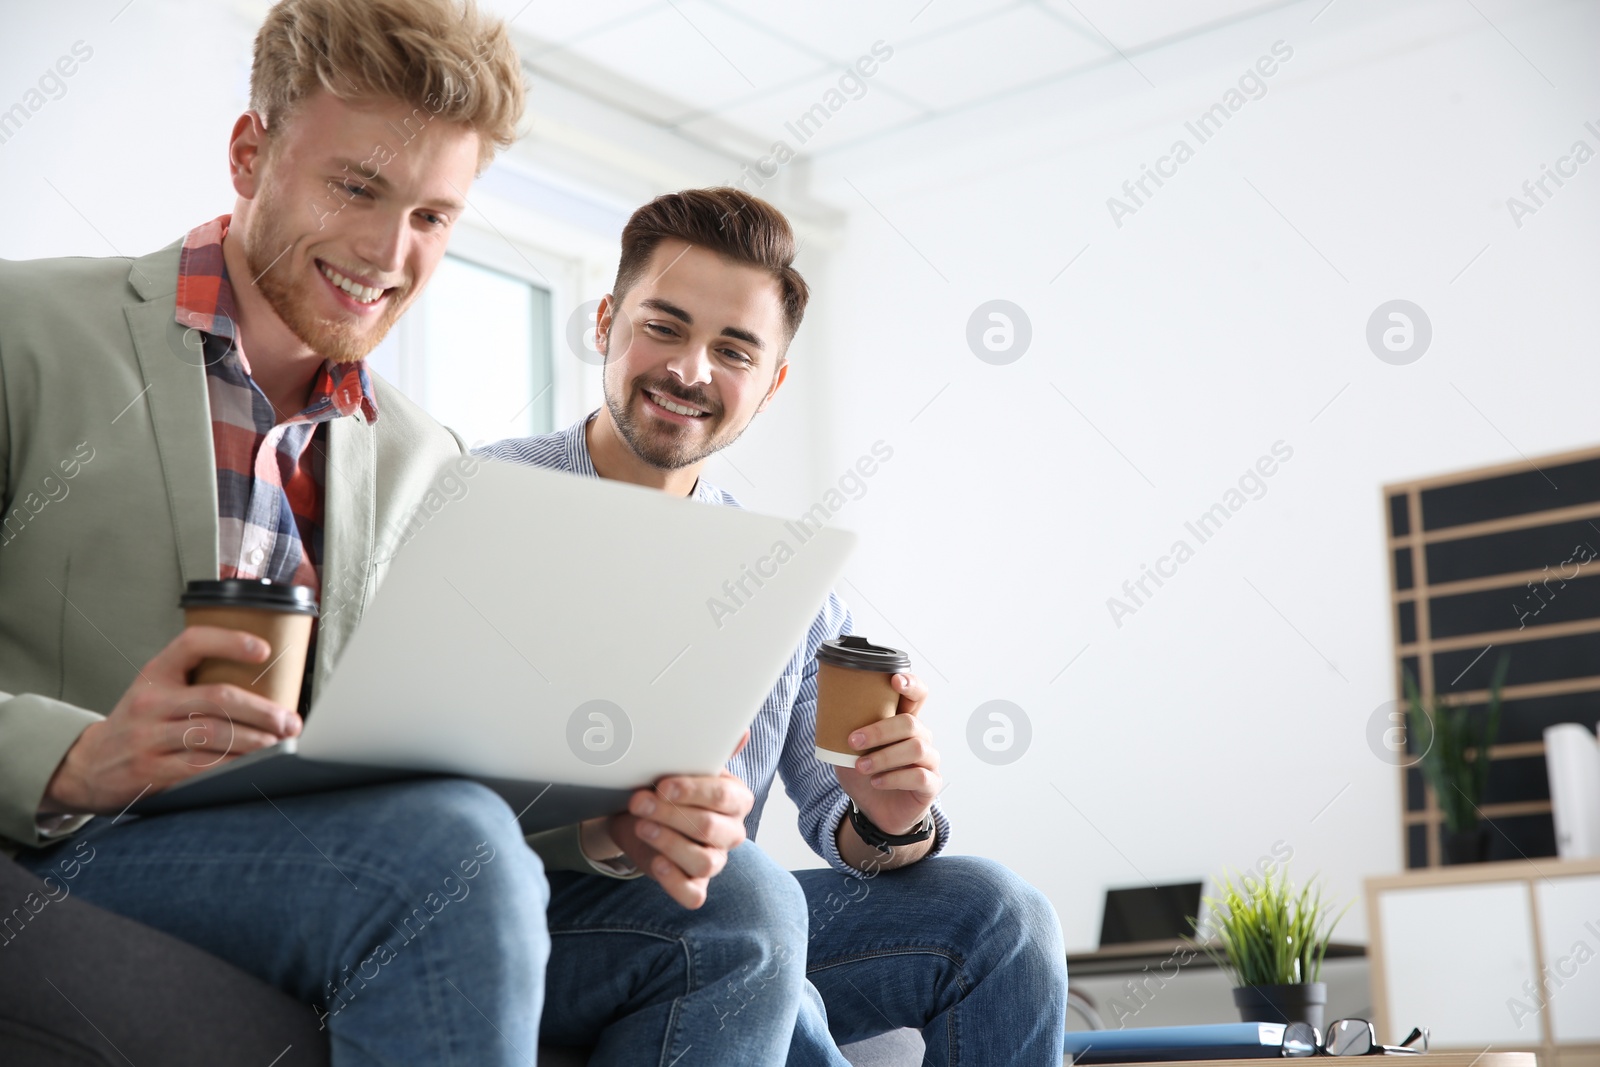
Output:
[812, 636, 942, 868]
[40, 578, 317, 817]
[40, 625, 302, 816]
[833, 670, 941, 837]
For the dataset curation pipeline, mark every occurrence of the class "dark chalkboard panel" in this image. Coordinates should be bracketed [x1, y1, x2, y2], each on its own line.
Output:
[1386, 445, 1600, 869]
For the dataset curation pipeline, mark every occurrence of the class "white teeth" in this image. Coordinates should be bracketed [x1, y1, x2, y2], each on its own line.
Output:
[653, 393, 704, 417]
[319, 263, 383, 305]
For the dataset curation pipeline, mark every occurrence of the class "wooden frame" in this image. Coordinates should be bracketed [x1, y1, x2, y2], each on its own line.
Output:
[1114, 1057, 1537, 1067]
[1366, 856, 1600, 1065]
[1383, 443, 1600, 869]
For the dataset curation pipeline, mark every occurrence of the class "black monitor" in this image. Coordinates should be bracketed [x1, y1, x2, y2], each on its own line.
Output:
[1098, 881, 1203, 947]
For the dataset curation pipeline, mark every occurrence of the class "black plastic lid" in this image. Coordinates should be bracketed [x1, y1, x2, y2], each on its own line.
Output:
[815, 635, 911, 672]
[179, 579, 319, 616]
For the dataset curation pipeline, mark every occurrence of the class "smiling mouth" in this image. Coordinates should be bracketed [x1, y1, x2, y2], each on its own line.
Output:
[644, 389, 711, 419]
[317, 260, 391, 306]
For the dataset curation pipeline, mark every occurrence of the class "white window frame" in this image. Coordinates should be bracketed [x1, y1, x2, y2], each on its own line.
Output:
[382, 220, 584, 447]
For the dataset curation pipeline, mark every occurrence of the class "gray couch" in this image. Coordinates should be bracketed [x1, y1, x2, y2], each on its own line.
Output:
[0, 854, 328, 1065]
[0, 856, 918, 1064]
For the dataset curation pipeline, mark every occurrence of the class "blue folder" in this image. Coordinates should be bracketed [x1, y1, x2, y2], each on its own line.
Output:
[1064, 1023, 1288, 1064]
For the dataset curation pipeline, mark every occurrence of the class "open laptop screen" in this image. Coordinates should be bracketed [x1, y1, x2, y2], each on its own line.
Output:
[1098, 882, 1203, 946]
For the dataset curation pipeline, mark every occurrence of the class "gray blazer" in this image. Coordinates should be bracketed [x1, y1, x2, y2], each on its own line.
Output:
[0, 239, 466, 851]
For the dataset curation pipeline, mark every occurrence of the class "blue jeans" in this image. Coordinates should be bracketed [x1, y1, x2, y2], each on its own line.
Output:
[542, 851, 1067, 1066]
[20, 784, 1065, 1065]
[14, 779, 550, 1066]
[792, 856, 1067, 1066]
[541, 841, 811, 1064]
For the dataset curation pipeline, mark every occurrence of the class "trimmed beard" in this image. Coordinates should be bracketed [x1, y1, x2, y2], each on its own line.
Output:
[602, 355, 748, 471]
[241, 183, 411, 365]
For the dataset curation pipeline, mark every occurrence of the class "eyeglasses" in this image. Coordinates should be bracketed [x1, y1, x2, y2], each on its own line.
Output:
[1282, 1019, 1430, 1057]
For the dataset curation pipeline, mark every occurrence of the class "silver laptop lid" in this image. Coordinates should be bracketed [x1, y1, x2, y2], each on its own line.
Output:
[299, 457, 855, 789]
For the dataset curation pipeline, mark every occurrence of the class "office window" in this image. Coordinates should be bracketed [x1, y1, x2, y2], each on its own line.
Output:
[368, 253, 554, 447]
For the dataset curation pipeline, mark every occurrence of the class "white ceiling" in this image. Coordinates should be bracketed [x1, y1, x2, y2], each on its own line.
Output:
[491, 0, 1305, 160]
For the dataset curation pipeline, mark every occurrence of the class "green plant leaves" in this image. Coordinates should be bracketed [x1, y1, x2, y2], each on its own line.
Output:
[1190, 865, 1349, 986]
[1403, 654, 1510, 834]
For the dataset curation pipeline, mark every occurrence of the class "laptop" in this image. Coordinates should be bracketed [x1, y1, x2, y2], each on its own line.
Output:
[1098, 881, 1204, 946]
[132, 457, 856, 833]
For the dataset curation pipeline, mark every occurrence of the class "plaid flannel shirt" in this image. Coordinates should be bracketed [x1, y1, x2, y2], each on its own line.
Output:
[174, 215, 379, 595]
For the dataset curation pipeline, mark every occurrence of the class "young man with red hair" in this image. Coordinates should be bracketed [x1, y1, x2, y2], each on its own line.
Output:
[2, 4, 811, 1064]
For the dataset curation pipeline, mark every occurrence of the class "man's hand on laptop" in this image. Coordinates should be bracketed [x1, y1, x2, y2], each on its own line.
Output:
[38, 626, 303, 816]
[578, 730, 755, 909]
[834, 672, 942, 865]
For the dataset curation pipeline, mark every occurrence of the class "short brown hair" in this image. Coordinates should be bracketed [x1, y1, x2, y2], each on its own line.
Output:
[250, 0, 525, 171]
[614, 188, 810, 349]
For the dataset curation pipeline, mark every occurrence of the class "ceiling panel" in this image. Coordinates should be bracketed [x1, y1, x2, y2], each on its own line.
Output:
[872, 4, 1110, 111]
[1038, 0, 1288, 51]
[506, 0, 1326, 160]
[695, 0, 1040, 62]
[676, 72, 931, 158]
[895, 0, 1046, 41]
[485, 0, 663, 48]
[695, 0, 888, 63]
[558, 0, 828, 114]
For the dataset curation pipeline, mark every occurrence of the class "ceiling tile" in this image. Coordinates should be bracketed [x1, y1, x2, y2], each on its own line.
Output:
[677, 71, 929, 160]
[558, 0, 826, 114]
[698, 0, 1032, 63]
[484, 0, 663, 47]
[896, 0, 1043, 41]
[873, 5, 1109, 111]
[1038, 0, 1278, 52]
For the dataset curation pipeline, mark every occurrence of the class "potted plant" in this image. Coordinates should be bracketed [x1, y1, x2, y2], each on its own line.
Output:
[1403, 653, 1510, 864]
[1191, 865, 1349, 1029]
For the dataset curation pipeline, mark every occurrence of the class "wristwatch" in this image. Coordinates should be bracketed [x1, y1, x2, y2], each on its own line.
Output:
[848, 801, 934, 854]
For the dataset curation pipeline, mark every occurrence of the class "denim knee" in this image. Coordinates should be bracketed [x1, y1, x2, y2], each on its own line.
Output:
[346, 779, 550, 951]
[700, 843, 809, 989]
[936, 857, 1066, 987]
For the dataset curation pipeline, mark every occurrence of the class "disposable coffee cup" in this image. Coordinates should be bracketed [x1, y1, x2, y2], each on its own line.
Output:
[813, 635, 912, 768]
[179, 579, 318, 711]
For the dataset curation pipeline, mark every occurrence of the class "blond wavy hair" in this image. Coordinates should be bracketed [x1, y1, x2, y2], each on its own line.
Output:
[250, 0, 525, 171]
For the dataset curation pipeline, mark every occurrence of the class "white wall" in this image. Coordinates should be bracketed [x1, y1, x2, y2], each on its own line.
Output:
[767, 0, 1600, 947]
[5, 0, 1597, 953]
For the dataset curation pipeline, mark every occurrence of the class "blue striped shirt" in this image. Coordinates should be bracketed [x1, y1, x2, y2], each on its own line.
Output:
[474, 413, 949, 876]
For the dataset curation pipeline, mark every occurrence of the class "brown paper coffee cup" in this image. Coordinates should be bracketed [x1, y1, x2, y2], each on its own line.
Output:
[180, 580, 318, 711]
[813, 636, 912, 767]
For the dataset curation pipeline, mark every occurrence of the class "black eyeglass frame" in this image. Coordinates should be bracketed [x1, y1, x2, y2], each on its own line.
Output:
[1281, 1019, 1430, 1057]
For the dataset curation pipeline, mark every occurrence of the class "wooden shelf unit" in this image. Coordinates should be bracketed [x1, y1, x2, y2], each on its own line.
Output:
[1366, 857, 1600, 1067]
[1383, 445, 1600, 869]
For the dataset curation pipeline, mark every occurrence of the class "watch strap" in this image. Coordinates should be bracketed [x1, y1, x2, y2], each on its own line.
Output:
[849, 801, 933, 852]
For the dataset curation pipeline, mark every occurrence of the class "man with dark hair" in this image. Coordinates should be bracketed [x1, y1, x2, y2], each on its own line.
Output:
[478, 187, 1069, 1065]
